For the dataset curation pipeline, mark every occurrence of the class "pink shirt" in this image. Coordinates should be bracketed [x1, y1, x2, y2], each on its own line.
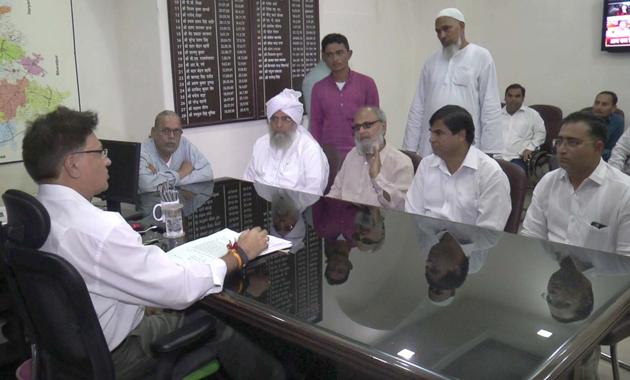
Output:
[310, 70, 379, 158]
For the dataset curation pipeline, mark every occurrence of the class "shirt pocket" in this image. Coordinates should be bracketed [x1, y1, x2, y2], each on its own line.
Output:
[576, 218, 613, 252]
[452, 67, 474, 88]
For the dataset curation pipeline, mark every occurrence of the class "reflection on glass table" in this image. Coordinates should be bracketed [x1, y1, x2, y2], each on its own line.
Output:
[158, 178, 630, 380]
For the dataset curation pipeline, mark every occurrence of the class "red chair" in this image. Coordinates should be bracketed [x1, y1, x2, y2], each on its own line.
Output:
[496, 159, 528, 233]
[528, 105, 563, 184]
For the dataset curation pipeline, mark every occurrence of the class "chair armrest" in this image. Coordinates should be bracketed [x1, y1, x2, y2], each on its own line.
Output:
[150, 314, 217, 353]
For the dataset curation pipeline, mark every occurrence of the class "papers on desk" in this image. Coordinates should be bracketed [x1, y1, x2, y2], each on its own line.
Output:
[167, 228, 292, 265]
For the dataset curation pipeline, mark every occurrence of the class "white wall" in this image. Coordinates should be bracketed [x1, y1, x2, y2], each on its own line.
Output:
[2, 0, 629, 204]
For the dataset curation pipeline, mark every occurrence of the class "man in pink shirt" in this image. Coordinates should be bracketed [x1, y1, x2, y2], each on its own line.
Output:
[310, 33, 380, 159]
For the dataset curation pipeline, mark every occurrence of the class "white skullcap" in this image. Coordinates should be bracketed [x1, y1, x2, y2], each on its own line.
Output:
[266, 88, 304, 125]
[436, 8, 465, 23]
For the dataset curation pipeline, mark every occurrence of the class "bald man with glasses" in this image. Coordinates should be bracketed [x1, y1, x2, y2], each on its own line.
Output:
[521, 111, 630, 255]
[139, 110, 213, 193]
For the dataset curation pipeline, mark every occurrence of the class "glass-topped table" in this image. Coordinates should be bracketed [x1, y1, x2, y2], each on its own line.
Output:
[138, 178, 630, 379]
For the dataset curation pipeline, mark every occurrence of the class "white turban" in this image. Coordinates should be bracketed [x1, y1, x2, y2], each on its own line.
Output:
[266, 88, 304, 125]
[436, 8, 465, 23]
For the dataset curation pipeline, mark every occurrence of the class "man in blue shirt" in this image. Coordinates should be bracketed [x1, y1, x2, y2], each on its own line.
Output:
[139, 110, 213, 192]
[592, 91, 624, 161]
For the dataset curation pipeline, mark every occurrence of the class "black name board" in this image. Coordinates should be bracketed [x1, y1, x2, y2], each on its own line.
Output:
[168, 0, 320, 127]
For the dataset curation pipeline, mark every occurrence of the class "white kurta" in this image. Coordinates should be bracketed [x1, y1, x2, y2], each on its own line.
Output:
[405, 146, 511, 231]
[609, 128, 630, 174]
[521, 160, 630, 255]
[244, 125, 329, 195]
[402, 43, 503, 157]
[496, 105, 546, 161]
[38, 184, 226, 350]
[327, 144, 414, 210]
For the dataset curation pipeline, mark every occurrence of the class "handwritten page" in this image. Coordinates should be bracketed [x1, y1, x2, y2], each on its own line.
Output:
[167, 228, 292, 265]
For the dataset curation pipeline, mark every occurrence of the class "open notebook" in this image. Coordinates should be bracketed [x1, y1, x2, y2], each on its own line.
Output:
[167, 228, 292, 265]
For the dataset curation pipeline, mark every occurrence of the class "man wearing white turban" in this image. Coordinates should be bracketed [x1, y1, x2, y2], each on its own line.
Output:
[244, 89, 330, 195]
[402, 8, 503, 158]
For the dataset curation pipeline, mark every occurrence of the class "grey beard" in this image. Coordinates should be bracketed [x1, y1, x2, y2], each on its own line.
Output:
[443, 38, 461, 59]
[355, 133, 385, 155]
[270, 130, 296, 150]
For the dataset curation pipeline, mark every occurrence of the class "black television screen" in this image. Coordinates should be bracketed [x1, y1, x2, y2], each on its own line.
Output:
[602, 1, 630, 51]
[97, 139, 141, 212]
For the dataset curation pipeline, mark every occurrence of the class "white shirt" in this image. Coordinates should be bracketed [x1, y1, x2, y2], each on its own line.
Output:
[609, 128, 630, 174]
[405, 145, 511, 231]
[496, 105, 546, 161]
[327, 144, 414, 210]
[521, 160, 630, 255]
[38, 184, 227, 350]
[244, 125, 329, 195]
[402, 43, 503, 156]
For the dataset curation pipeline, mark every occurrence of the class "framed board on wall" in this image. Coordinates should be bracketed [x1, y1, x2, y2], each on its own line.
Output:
[167, 0, 320, 128]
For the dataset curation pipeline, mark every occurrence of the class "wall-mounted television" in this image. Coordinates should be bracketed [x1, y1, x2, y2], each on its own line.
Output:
[602, 1, 630, 51]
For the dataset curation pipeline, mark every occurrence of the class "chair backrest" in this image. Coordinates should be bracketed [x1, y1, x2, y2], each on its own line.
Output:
[495, 160, 528, 234]
[1, 190, 115, 380]
[322, 144, 342, 193]
[399, 150, 422, 173]
[530, 104, 563, 152]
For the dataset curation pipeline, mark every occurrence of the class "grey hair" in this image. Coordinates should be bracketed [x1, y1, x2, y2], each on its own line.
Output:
[153, 110, 180, 129]
[357, 106, 387, 124]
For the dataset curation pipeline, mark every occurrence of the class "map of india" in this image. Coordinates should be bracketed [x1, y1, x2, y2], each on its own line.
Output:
[0, 1, 79, 164]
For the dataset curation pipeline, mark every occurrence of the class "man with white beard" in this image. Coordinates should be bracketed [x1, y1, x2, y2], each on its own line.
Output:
[327, 106, 414, 210]
[402, 8, 503, 157]
[244, 88, 329, 195]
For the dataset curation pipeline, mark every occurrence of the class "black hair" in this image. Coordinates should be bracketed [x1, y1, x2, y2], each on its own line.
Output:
[22, 107, 98, 183]
[429, 105, 475, 145]
[505, 83, 526, 97]
[321, 33, 350, 51]
[562, 111, 607, 144]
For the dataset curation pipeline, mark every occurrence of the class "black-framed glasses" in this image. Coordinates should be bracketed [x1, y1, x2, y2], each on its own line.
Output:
[158, 127, 184, 137]
[351, 120, 380, 133]
[71, 148, 109, 159]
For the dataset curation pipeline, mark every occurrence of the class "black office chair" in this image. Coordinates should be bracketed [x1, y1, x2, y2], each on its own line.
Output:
[0, 189, 220, 380]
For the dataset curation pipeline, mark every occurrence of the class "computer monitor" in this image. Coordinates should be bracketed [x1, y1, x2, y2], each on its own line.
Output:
[97, 139, 141, 212]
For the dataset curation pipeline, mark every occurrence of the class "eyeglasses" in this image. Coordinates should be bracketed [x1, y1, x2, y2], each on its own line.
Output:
[157, 127, 184, 137]
[71, 148, 109, 159]
[351, 120, 380, 132]
[269, 115, 294, 125]
[552, 137, 591, 148]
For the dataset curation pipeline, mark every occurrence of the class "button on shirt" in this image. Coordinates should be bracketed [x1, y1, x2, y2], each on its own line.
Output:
[521, 160, 630, 255]
[243, 125, 330, 195]
[327, 144, 414, 210]
[310, 70, 380, 158]
[405, 146, 511, 231]
[38, 184, 227, 350]
[496, 105, 546, 161]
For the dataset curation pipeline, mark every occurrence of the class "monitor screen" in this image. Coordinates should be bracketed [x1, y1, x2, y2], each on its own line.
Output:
[97, 139, 141, 212]
[602, 1, 630, 51]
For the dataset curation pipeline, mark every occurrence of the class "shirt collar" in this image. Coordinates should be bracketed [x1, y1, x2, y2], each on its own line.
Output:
[501, 105, 526, 116]
[432, 146, 479, 174]
[38, 183, 92, 205]
[325, 69, 354, 85]
[559, 158, 607, 186]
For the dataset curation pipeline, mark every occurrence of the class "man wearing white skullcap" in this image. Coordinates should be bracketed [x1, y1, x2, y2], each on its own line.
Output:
[244, 89, 330, 195]
[402, 7, 503, 158]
